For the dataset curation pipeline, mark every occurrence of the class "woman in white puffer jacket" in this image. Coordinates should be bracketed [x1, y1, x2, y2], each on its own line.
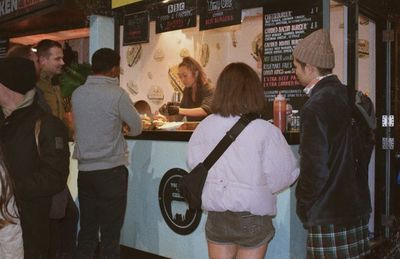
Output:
[188, 63, 299, 259]
[0, 147, 23, 258]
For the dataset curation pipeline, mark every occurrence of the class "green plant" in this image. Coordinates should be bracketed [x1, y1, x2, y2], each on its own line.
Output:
[59, 63, 91, 111]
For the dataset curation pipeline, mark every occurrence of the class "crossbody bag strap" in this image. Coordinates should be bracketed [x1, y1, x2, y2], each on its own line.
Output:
[202, 113, 260, 170]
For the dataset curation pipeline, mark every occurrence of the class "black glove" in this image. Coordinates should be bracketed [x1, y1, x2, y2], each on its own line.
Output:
[158, 104, 168, 115]
[167, 104, 180, 115]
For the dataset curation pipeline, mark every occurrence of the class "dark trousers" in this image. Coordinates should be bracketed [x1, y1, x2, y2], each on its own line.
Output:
[20, 199, 51, 259]
[77, 166, 128, 259]
[49, 190, 79, 259]
[20, 190, 78, 259]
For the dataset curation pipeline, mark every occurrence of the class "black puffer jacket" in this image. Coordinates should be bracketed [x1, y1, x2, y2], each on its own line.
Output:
[296, 75, 371, 227]
[0, 102, 70, 257]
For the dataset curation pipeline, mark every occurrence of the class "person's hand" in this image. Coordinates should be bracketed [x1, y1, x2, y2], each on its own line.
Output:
[158, 104, 168, 115]
[167, 103, 180, 115]
[122, 122, 130, 135]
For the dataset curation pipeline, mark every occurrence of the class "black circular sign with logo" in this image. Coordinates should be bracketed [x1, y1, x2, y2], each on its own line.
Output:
[158, 168, 202, 235]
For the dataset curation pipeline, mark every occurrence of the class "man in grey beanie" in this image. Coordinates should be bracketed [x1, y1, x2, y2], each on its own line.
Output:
[293, 29, 371, 258]
[0, 57, 70, 258]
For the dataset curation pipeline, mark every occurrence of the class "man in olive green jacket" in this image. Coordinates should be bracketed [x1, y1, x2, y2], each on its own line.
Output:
[36, 39, 65, 121]
[36, 39, 78, 259]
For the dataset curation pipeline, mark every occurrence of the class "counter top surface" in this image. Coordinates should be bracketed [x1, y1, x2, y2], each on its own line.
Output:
[126, 130, 300, 145]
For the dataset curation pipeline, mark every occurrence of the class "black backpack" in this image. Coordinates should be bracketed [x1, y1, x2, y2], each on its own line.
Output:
[352, 90, 376, 163]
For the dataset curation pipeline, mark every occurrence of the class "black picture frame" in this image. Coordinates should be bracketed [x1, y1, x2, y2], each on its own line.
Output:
[199, 0, 242, 31]
[155, 0, 197, 34]
[123, 11, 150, 45]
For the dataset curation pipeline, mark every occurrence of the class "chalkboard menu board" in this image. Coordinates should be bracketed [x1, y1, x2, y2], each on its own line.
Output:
[199, 0, 241, 31]
[262, 2, 322, 117]
[123, 11, 149, 45]
[0, 38, 9, 58]
[155, 0, 196, 34]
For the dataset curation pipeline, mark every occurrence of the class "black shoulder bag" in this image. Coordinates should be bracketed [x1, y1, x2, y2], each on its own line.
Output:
[34, 118, 69, 219]
[179, 113, 260, 210]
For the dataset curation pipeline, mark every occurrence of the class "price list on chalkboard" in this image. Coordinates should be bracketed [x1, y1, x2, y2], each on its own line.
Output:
[262, 2, 322, 116]
[155, 0, 196, 34]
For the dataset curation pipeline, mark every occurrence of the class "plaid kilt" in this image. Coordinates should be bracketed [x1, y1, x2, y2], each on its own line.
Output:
[307, 218, 370, 259]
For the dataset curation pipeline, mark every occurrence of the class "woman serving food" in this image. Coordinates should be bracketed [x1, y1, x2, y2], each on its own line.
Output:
[161, 57, 214, 121]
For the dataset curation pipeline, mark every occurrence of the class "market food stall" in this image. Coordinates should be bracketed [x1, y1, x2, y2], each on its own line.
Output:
[109, 1, 310, 258]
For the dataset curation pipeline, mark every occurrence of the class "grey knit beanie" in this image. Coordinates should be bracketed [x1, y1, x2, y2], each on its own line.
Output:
[293, 29, 335, 69]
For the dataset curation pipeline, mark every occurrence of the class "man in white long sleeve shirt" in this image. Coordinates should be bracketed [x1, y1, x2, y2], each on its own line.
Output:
[72, 48, 142, 259]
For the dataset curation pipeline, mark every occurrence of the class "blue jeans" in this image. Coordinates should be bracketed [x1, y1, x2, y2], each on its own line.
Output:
[77, 165, 128, 259]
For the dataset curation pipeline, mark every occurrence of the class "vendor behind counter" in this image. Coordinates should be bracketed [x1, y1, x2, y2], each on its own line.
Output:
[160, 56, 214, 122]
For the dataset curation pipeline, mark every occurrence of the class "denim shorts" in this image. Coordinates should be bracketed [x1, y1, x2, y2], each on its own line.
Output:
[205, 211, 275, 248]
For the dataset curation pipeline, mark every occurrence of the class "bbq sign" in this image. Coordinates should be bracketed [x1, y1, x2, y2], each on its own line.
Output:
[158, 168, 202, 235]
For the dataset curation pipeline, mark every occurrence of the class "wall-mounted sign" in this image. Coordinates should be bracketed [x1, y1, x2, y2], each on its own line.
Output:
[0, 0, 52, 21]
[155, 0, 196, 34]
[123, 11, 149, 45]
[262, 1, 323, 118]
[199, 0, 241, 31]
[158, 168, 202, 235]
[0, 38, 9, 58]
[358, 39, 369, 58]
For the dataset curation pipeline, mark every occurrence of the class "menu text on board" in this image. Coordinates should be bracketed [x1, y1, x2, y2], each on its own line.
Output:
[199, 0, 241, 31]
[156, 0, 196, 34]
[262, 2, 322, 118]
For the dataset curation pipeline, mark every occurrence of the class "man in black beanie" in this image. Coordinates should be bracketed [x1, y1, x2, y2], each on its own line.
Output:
[0, 57, 70, 259]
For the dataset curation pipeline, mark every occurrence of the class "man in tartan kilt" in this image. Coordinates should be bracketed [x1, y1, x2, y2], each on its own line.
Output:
[293, 29, 371, 259]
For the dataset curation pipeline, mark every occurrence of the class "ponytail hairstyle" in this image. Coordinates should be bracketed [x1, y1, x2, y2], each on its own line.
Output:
[0, 147, 17, 228]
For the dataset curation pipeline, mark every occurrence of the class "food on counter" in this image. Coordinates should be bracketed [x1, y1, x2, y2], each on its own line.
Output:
[152, 114, 167, 128]
[140, 114, 152, 130]
[126, 45, 142, 67]
[156, 121, 184, 131]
